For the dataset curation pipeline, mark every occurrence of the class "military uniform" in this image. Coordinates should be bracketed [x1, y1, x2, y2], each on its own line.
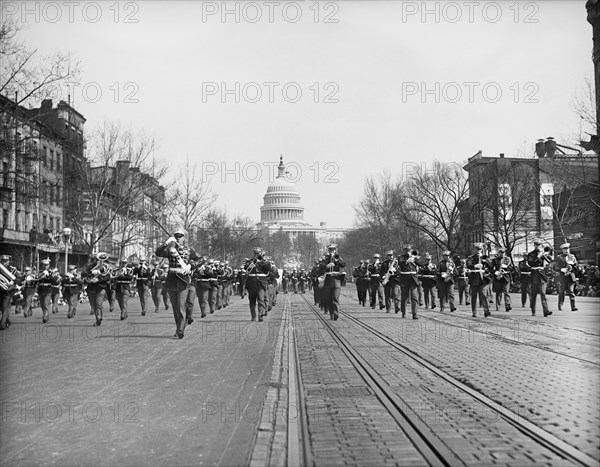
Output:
[113, 261, 135, 320]
[554, 243, 579, 311]
[380, 252, 400, 314]
[436, 251, 456, 312]
[155, 229, 196, 338]
[291, 270, 299, 293]
[21, 267, 38, 317]
[281, 270, 290, 294]
[244, 248, 272, 321]
[466, 244, 492, 317]
[82, 253, 112, 326]
[517, 258, 531, 308]
[418, 255, 437, 309]
[318, 244, 346, 320]
[267, 260, 279, 311]
[491, 249, 513, 312]
[193, 258, 217, 318]
[0, 255, 21, 330]
[298, 269, 307, 294]
[309, 262, 321, 306]
[398, 247, 421, 319]
[352, 262, 369, 306]
[36, 260, 54, 323]
[49, 268, 62, 314]
[62, 265, 83, 319]
[238, 266, 247, 298]
[526, 240, 553, 317]
[133, 259, 153, 316]
[150, 263, 167, 313]
[455, 260, 470, 306]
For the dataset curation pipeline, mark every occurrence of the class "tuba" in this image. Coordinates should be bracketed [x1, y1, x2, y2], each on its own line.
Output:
[0, 263, 16, 291]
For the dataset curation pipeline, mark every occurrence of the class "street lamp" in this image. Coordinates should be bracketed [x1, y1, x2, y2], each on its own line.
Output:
[62, 227, 72, 274]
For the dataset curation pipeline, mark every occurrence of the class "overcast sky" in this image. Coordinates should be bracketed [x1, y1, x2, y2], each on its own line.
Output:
[9, 0, 593, 227]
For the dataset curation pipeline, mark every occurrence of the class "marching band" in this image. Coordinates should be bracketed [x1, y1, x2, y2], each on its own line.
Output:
[0, 235, 590, 334]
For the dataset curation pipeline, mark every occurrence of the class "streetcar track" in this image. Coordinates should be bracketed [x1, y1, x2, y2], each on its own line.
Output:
[309, 293, 596, 467]
[340, 289, 600, 367]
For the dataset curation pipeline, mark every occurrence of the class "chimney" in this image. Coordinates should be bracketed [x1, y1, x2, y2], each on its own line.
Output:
[545, 137, 557, 158]
[41, 99, 53, 111]
[499, 153, 504, 158]
[535, 139, 546, 158]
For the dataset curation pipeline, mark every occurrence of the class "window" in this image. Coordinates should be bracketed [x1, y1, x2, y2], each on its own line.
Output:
[2, 162, 7, 187]
[42, 215, 47, 229]
[56, 153, 61, 172]
[44, 146, 49, 166]
[2, 210, 8, 229]
[56, 186, 61, 204]
[49, 217, 54, 231]
[25, 211, 30, 230]
[16, 210, 21, 231]
[50, 150, 54, 171]
[33, 213, 37, 228]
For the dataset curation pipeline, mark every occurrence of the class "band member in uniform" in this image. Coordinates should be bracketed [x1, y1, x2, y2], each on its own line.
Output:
[554, 242, 579, 311]
[21, 266, 38, 317]
[37, 258, 54, 323]
[491, 247, 513, 312]
[436, 250, 456, 312]
[150, 260, 166, 313]
[222, 261, 234, 308]
[281, 269, 290, 294]
[517, 256, 532, 308]
[527, 238, 553, 317]
[82, 252, 112, 326]
[298, 269, 307, 294]
[155, 228, 197, 338]
[134, 257, 152, 316]
[267, 257, 280, 311]
[107, 260, 118, 313]
[193, 257, 215, 318]
[309, 261, 320, 306]
[113, 259, 135, 320]
[352, 260, 369, 306]
[398, 245, 421, 319]
[244, 247, 271, 321]
[455, 258, 470, 306]
[318, 243, 346, 320]
[0, 254, 21, 330]
[50, 268, 62, 314]
[466, 243, 492, 317]
[381, 250, 399, 314]
[238, 263, 248, 298]
[62, 265, 83, 319]
[418, 253, 437, 309]
[290, 270, 298, 294]
[367, 254, 385, 310]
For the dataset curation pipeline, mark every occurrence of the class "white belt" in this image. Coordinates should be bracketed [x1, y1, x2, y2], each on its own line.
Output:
[199, 279, 212, 282]
[520, 272, 531, 275]
[399, 272, 417, 275]
[248, 273, 267, 277]
[370, 274, 380, 277]
[531, 267, 544, 270]
[169, 268, 190, 274]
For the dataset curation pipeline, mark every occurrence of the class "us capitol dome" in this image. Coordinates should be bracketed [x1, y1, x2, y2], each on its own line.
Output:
[257, 156, 348, 243]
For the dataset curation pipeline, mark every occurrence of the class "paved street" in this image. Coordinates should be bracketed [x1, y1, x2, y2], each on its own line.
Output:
[1, 290, 598, 466]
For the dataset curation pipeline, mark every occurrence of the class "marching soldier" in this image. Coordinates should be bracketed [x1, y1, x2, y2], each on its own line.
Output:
[37, 258, 54, 324]
[517, 256, 532, 308]
[527, 238, 553, 317]
[134, 257, 152, 316]
[62, 265, 83, 319]
[160, 264, 170, 310]
[367, 254, 385, 310]
[113, 259, 135, 320]
[418, 253, 437, 309]
[50, 268, 62, 314]
[466, 243, 492, 317]
[381, 250, 400, 314]
[281, 269, 290, 294]
[21, 266, 38, 317]
[398, 245, 421, 319]
[455, 258, 470, 306]
[107, 260, 118, 314]
[155, 228, 197, 339]
[82, 252, 112, 326]
[0, 254, 21, 330]
[491, 248, 513, 312]
[193, 257, 216, 318]
[554, 242, 579, 311]
[238, 263, 247, 298]
[318, 243, 346, 320]
[352, 260, 369, 306]
[309, 261, 321, 306]
[267, 258, 280, 311]
[436, 250, 456, 312]
[298, 269, 307, 294]
[291, 270, 299, 293]
[222, 261, 234, 308]
[150, 260, 166, 313]
[244, 247, 272, 321]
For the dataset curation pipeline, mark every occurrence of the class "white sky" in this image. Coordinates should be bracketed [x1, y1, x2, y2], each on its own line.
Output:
[9, 0, 593, 227]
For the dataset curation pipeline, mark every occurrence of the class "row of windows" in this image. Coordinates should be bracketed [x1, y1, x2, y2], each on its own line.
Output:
[41, 145, 62, 172]
[265, 196, 300, 205]
[41, 183, 62, 205]
[3, 209, 61, 234]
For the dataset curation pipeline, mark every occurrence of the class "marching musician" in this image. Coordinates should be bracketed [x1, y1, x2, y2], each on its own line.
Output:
[291, 270, 299, 294]
[193, 257, 216, 318]
[215, 261, 226, 311]
[150, 260, 167, 313]
[160, 264, 170, 310]
[418, 253, 437, 310]
[281, 269, 290, 294]
[298, 268, 308, 294]
[352, 260, 369, 306]
[517, 256, 532, 308]
[526, 238, 553, 317]
[37, 258, 54, 324]
[82, 252, 112, 326]
[398, 245, 421, 319]
[133, 257, 153, 316]
[0, 254, 22, 330]
[380, 250, 400, 314]
[237, 264, 247, 298]
[366, 254, 384, 310]
[466, 243, 493, 317]
[491, 247, 513, 312]
[436, 250, 456, 313]
[267, 257, 279, 312]
[309, 261, 321, 307]
[455, 258, 470, 307]
[22, 266, 38, 318]
[244, 247, 272, 321]
[554, 242, 579, 312]
[155, 229, 197, 338]
[113, 259, 135, 320]
[62, 264, 83, 319]
[107, 260, 118, 314]
[221, 261, 234, 308]
[318, 243, 346, 320]
[50, 268, 62, 315]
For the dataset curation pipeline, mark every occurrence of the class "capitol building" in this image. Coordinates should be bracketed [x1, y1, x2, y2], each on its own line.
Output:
[256, 156, 349, 245]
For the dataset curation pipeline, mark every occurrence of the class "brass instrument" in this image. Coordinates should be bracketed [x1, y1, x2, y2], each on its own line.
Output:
[442, 261, 455, 282]
[0, 263, 16, 291]
[382, 256, 398, 286]
[86, 262, 110, 283]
